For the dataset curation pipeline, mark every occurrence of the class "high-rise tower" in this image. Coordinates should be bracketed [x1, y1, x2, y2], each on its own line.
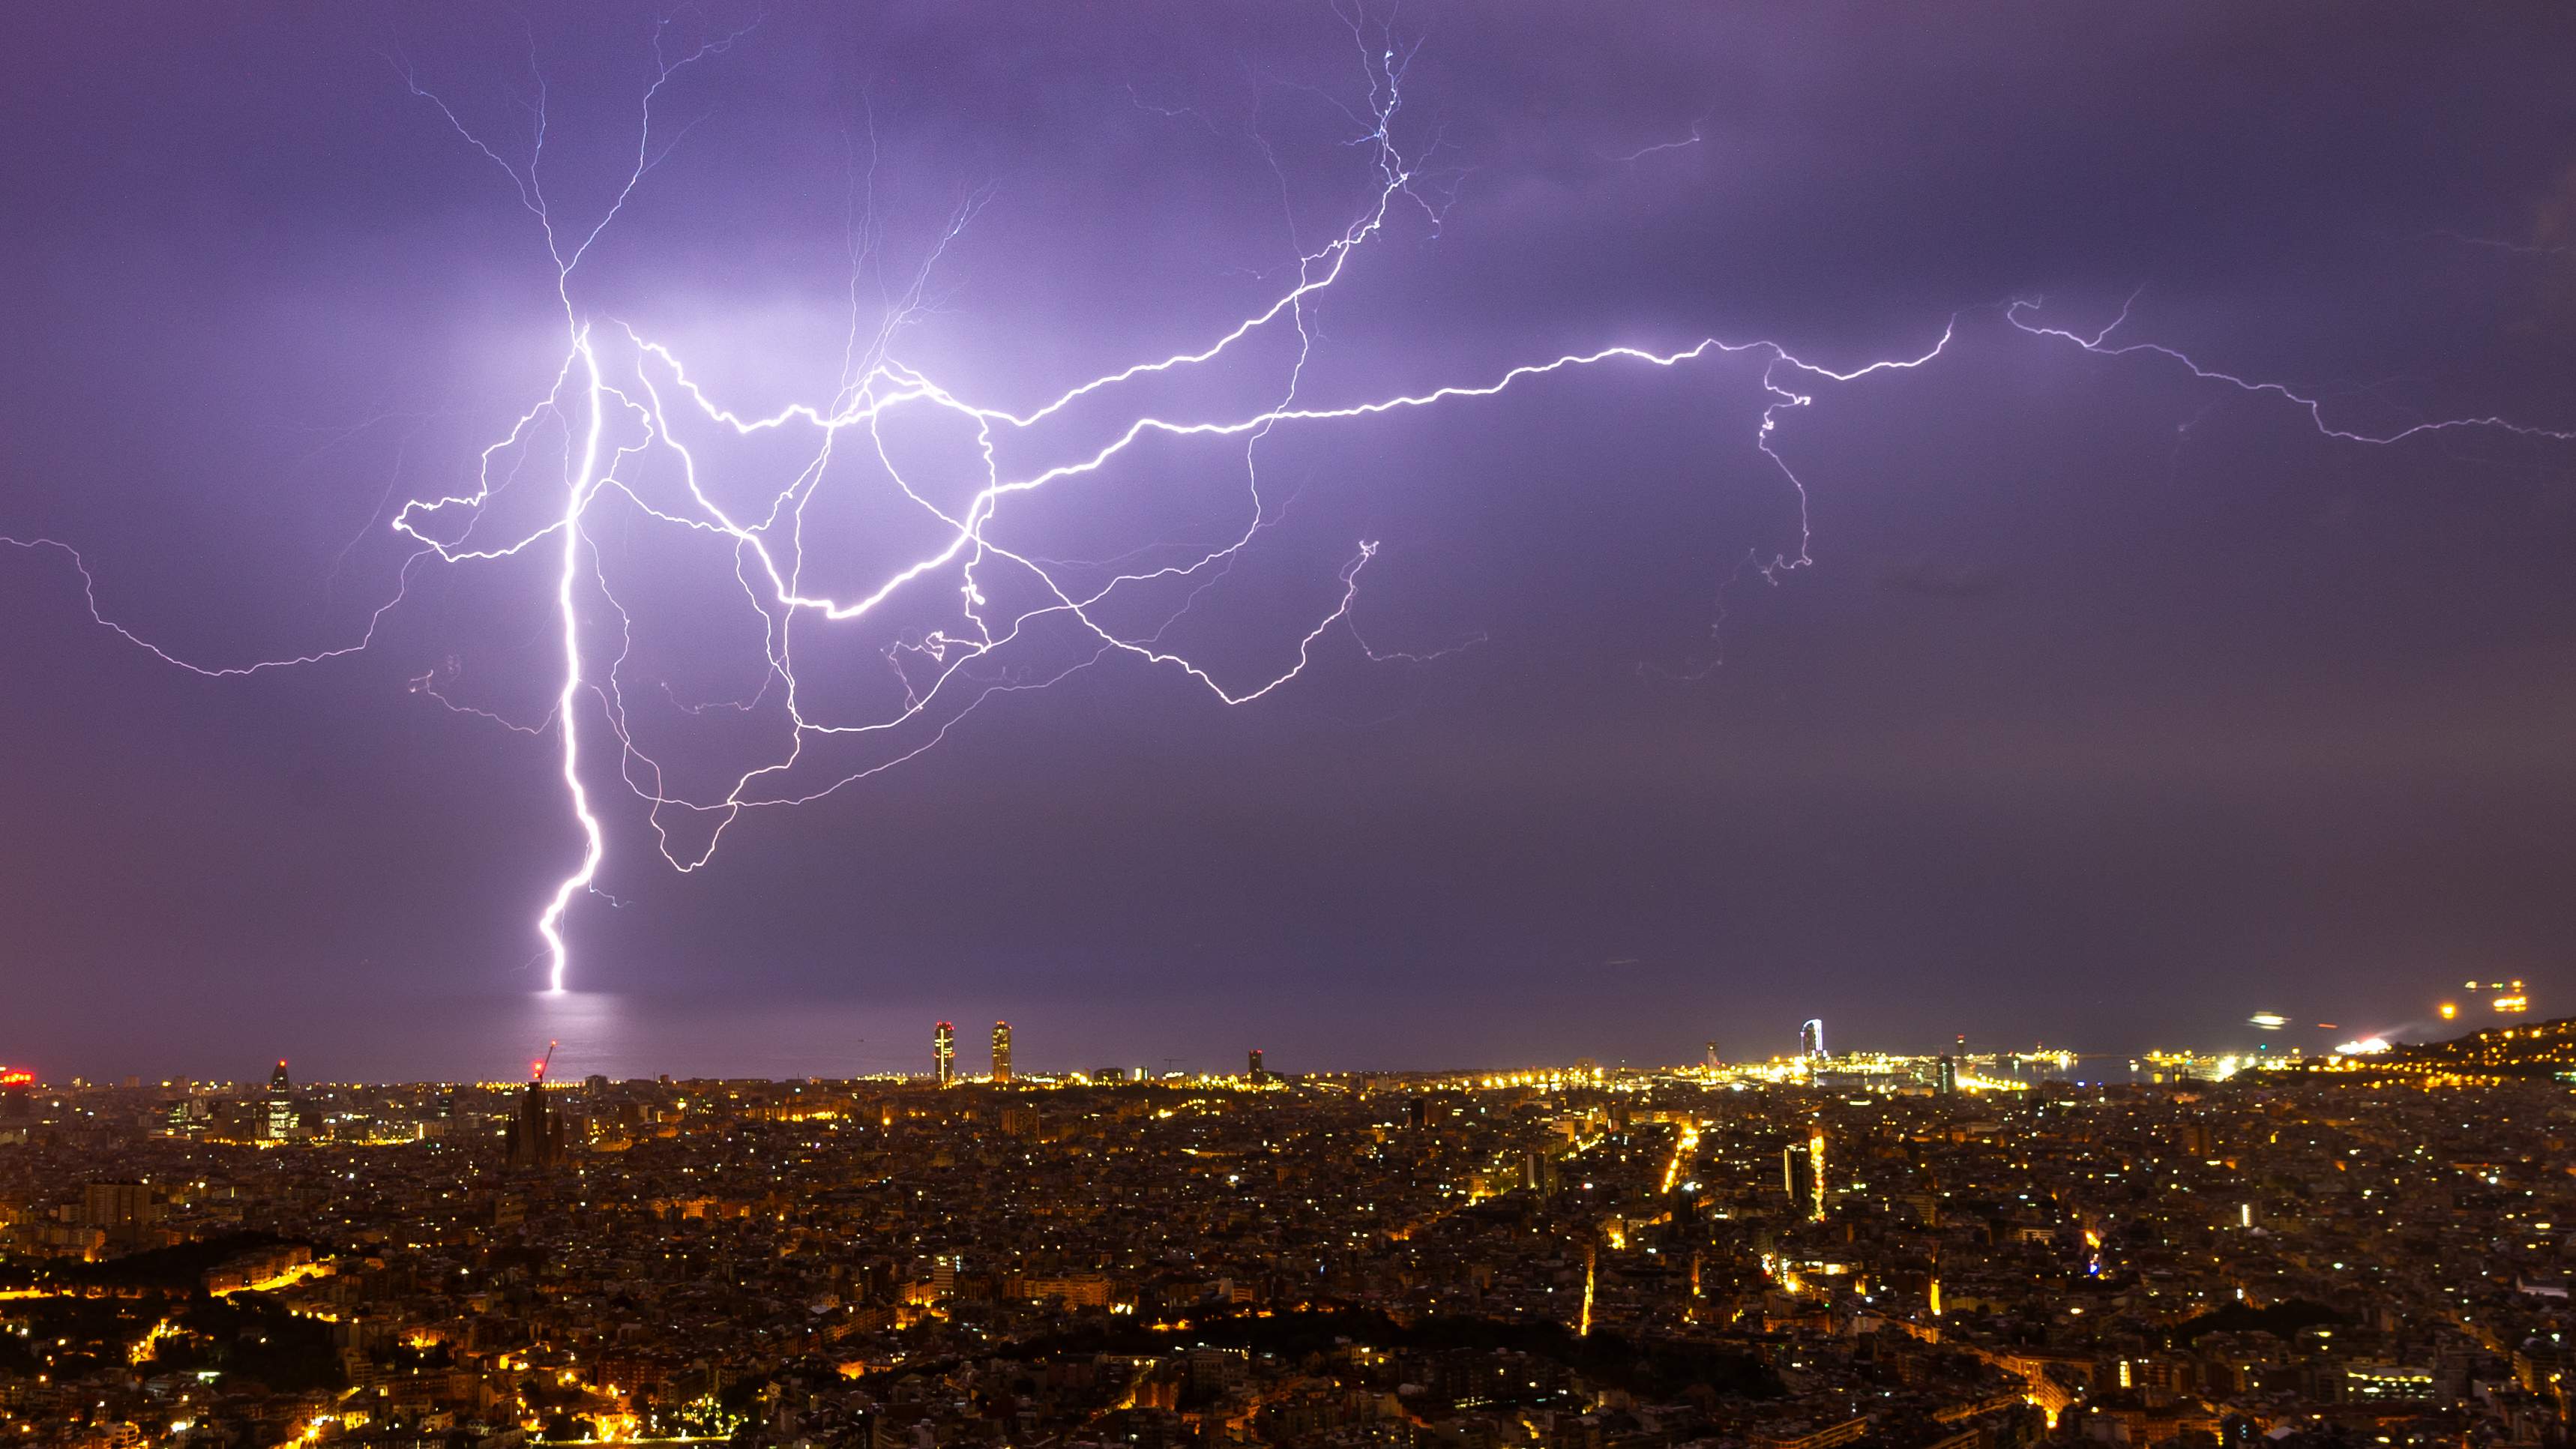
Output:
[505, 1045, 565, 1169]
[934, 1022, 956, 1086]
[263, 1059, 296, 1142]
[505, 1079, 565, 1168]
[1783, 1142, 1817, 1220]
[1799, 1019, 1826, 1061]
[991, 1021, 1012, 1084]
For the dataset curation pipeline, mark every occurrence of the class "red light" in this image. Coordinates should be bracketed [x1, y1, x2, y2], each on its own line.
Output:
[0, 1070, 31, 1087]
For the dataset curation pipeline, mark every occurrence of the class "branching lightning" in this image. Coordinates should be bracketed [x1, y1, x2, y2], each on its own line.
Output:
[6, 21, 2571, 993]
[2005, 290, 2576, 446]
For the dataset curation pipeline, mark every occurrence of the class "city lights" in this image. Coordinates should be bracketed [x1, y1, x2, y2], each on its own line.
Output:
[1, 7, 2569, 1448]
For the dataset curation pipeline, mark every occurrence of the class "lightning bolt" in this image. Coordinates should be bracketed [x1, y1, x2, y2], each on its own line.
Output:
[6, 21, 2570, 995]
[2420, 228, 2576, 259]
[1606, 112, 1709, 165]
[2005, 290, 2576, 446]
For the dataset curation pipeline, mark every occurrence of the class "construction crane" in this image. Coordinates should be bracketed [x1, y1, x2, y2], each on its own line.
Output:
[531, 1040, 557, 1084]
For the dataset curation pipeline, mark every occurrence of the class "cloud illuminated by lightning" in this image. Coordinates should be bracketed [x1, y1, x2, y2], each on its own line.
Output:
[5, 19, 2571, 994]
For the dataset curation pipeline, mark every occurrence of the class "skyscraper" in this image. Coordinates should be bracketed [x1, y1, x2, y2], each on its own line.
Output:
[1936, 1055, 1958, 1095]
[991, 1021, 1012, 1084]
[1783, 1142, 1818, 1220]
[505, 1078, 565, 1168]
[263, 1059, 295, 1142]
[1799, 1019, 1826, 1061]
[934, 1022, 956, 1086]
[1247, 1049, 1266, 1083]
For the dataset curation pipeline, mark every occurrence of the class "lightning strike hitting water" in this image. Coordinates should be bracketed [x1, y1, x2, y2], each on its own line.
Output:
[6, 24, 2571, 994]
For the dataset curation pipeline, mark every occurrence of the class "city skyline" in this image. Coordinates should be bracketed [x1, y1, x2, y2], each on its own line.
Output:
[0, 967, 2523, 1082]
[7, 1025, 2572, 1446]
[0, 997, 2535, 1091]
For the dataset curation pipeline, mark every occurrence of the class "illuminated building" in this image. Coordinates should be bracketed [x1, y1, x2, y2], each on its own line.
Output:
[991, 1021, 1012, 1083]
[1936, 1055, 1957, 1095]
[934, 1022, 956, 1086]
[1248, 1048, 1266, 1083]
[2470, 979, 2531, 1015]
[928, 1253, 960, 1298]
[1808, 1127, 1827, 1220]
[505, 1079, 565, 1168]
[0, 1067, 28, 1122]
[1784, 1138, 1823, 1220]
[263, 1059, 296, 1142]
[1800, 1018, 1826, 1060]
[2344, 1364, 2438, 1402]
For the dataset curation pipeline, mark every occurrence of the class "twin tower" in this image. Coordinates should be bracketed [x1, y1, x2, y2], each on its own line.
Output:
[933, 1021, 1011, 1086]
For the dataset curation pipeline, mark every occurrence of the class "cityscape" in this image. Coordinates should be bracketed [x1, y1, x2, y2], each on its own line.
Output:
[6, 1001, 2575, 1446]
[7, 3, 2576, 1448]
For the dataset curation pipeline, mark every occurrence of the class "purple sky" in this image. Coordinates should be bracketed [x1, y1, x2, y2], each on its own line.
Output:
[4, 3, 2575, 1082]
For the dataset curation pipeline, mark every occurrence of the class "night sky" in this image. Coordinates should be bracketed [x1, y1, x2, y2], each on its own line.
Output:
[5, 3, 2574, 1083]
